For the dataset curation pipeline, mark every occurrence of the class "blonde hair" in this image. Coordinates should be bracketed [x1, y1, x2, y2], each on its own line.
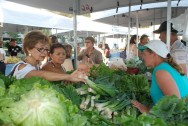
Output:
[164, 54, 185, 75]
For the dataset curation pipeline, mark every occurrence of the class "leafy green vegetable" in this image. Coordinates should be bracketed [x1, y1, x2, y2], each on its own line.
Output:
[0, 73, 16, 88]
[6, 87, 68, 126]
[1, 84, 87, 126]
[125, 57, 142, 68]
[61, 85, 81, 106]
[86, 77, 118, 97]
[149, 95, 188, 125]
[0, 79, 5, 96]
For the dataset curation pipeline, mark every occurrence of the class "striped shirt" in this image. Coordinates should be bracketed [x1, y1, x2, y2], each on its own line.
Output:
[170, 40, 188, 77]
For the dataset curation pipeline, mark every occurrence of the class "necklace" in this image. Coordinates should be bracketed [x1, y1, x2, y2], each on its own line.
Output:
[50, 61, 65, 73]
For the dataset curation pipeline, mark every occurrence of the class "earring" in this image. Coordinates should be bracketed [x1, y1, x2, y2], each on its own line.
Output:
[28, 53, 32, 57]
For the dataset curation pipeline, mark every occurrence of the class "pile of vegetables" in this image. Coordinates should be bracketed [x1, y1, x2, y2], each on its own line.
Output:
[5, 56, 21, 64]
[0, 77, 87, 126]
[125, 57, 147, 74]
[0, 63, 187, 126]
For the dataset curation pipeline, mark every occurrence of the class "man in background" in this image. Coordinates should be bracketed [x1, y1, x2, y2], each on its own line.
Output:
[153, 21, 188, 77]
[78, 37, 103, 64]
[8, 39, 22, 56]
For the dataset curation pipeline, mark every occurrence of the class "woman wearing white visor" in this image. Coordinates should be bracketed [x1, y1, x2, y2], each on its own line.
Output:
[132, 40, 188, 113]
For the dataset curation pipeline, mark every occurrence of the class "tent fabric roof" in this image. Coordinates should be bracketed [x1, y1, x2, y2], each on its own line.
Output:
[90, 1, 188, 20]
[95, 7, 187, 27]
[5, 0, 179, 14]
[2, 0, 188, 34]
[0, 1, 130, 34]
[0, 1, 73, 29]
[4, 0, 188, 28]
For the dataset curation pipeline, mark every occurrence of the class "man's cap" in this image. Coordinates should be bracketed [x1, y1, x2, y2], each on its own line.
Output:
[153, 21, 178, 34]
[138, 40, 170, 58]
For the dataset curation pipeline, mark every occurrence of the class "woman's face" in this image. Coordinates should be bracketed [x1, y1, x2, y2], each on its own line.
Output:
[141, 50, 154, 67]
[50, 47, 66, 64]
[28, 42, 50, 61]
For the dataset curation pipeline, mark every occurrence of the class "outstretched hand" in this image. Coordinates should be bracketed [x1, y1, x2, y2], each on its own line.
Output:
[69, 70, 88, 83]
[131, 100, 150, 113]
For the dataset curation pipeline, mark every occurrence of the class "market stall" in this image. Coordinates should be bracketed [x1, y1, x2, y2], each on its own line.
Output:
[0, 63, 187, 125]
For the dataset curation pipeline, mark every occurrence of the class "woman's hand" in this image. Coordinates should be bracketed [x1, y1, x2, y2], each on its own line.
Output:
[68, 70, 87, 83]
[77, 63, 90, 73]
[131, 100, 150, 113]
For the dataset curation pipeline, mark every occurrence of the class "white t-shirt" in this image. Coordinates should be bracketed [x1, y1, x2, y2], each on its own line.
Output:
[13, 61, 36, 79]
[0, 48, 6, 60]
[62, 58, 74, 72]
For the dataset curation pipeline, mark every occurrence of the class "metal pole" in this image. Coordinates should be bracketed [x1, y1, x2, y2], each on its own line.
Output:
[73, 0, 79, 69]
[136, 11, 139, 57]
[55, 29, 57, 36]
[166, 0, 171, 50]
[153, 8, 155, 40]
[127, 0, 131, 59]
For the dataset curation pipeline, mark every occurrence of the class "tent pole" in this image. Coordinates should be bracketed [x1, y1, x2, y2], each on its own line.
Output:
[136, 11, 139, 57]
[73, 0, 79, 69]
[127, 0, 131, 59]
[153, 8, 155, 40]
[166, 0, 171, 50]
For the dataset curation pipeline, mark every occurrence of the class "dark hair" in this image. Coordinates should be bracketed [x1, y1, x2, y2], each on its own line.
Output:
[23, 30, 50, 56]
[50, 43, 65, 54]
[51, 35, 58, 44]
[104, 43, 110, 50]
[10, 39, 16, 42]
[85, 36, 95, 43]
[63, 44, 72, 58]
[130, 35, 138, 44]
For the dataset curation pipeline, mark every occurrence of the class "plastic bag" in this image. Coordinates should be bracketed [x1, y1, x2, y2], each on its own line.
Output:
[170, 9, 188, 42]
[108, 57, 127, 71]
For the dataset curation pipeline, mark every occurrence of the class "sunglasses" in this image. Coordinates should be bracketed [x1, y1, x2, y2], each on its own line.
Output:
[35, 47, 50, 53]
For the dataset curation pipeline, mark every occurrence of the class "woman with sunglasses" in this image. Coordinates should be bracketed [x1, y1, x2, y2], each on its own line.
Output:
[11, 30, 86, 83]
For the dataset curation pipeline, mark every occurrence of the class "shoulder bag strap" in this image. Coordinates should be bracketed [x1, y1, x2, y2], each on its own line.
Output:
[8, 63, 23, 76]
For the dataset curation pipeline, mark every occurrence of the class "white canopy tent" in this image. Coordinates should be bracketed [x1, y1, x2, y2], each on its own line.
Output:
[0, 1, 130, 36]
[91, 1, 188, 22]
[4, 0, 181, 15]
[4, 0, 187, 67]
[0, 1, 73, 29]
